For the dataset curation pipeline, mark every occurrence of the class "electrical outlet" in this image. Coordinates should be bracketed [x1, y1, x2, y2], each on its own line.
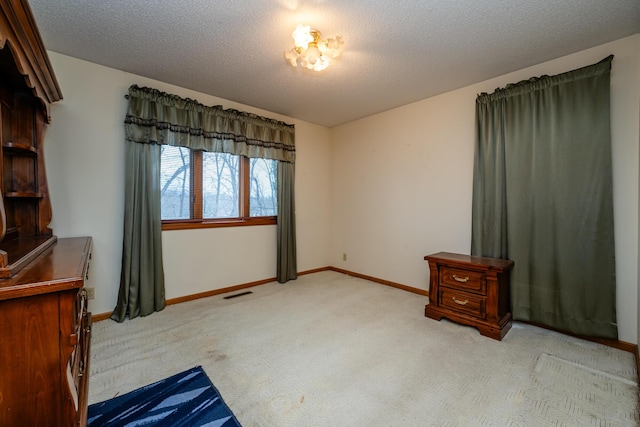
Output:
[86, 287, 95, 300]
[343, 253, 347, 261]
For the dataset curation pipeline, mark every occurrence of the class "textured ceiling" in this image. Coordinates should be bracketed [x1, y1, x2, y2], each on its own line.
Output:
[27, 0, 640, 127]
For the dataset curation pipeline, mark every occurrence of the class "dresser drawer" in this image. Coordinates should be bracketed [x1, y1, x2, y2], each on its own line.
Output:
[439, 287, 486, 319]
[441, 267, 486, 293]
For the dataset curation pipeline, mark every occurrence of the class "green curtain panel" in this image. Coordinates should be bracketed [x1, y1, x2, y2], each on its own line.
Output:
[471, 56, 617, 339]
[112, 142, 166, 322]
[113, 85, 298, 321]
[277, 161, 297, 283]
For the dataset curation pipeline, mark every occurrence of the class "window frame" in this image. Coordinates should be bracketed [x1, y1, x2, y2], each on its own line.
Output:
[161, 150, 277, 230]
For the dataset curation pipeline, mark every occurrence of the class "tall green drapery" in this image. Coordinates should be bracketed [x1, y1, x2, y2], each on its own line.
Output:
[471, 55, 617, 339]
[111, 142, 165, 322]
[112, 85, 297, 322]
[277, 161, 297, 283]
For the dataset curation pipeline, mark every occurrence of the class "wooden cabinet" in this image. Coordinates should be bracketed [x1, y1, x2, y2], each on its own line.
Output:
[0, 237, 92, 426]
[0, 1, 92, 426]
[0, 0, 62, 277]
[424, 252, 514, 340]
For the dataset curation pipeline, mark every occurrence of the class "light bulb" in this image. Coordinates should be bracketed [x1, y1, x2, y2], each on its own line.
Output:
[292, 25, 313, 49]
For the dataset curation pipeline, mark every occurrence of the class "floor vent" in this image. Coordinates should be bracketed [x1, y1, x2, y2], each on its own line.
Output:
[223, 291, 253, 300]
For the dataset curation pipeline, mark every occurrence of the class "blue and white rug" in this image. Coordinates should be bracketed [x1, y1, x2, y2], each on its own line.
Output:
[88, 366, 241, 427]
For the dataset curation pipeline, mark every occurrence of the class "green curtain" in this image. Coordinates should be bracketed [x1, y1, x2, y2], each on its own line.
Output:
[113, 85, 298, 321]
[471, 55, 617, 339]
[112, 142, 165, 322]
[277, 161, 297, 283]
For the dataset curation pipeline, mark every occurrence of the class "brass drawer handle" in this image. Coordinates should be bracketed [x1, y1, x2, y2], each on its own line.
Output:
[452, 274, 470, 283]
[452, 296, 469, 305]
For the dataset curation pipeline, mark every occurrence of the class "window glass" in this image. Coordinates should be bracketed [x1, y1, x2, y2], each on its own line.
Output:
[160, 146, 278, 226]
[202, 152, 239, 218]
[250, 158, 278, 217]
[160, 145, 190, 219]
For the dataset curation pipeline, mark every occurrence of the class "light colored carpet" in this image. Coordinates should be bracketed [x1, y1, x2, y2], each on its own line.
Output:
[89, 271, 639, 426]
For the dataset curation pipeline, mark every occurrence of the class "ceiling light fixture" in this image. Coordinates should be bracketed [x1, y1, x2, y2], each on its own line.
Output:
[285, 25, 344, 72]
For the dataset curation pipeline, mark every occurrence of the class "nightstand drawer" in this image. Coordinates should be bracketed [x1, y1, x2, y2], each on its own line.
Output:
[441, 267, 486, 293]
[439, 288, 486, 319]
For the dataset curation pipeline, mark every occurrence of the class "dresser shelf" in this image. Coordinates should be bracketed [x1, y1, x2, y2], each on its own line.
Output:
[5, 191, 44, 198]
[0, 235, 57, 277]
[3, 142, 38, 156]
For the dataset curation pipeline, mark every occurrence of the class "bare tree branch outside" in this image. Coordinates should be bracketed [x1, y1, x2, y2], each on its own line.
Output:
[160, 146, 277, 220]
[160, 145, 190, 219]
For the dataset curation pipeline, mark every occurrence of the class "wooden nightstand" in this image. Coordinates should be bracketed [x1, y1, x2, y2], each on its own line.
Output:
[424, 252, 514, 340]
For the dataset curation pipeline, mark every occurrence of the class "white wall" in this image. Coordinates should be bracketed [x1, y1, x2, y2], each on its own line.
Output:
[44, 53, 333, 315]
[331, 35, 640, 343]
[638, 51, 640, 351]
[43, 35, 639, 343]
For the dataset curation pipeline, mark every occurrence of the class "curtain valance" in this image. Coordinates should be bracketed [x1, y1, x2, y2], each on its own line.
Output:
[124, 85, 296, 163]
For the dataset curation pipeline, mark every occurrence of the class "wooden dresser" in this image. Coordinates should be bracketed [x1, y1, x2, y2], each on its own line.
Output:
[0, 1, 93, 425]
[424, 252, 514, 340]
[0, 237, 92, 426]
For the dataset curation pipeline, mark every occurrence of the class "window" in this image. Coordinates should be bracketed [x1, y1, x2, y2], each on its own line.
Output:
[160, 145, 277, 229]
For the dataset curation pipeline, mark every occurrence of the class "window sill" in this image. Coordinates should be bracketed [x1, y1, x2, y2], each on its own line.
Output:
[162, 217, 276, 230]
